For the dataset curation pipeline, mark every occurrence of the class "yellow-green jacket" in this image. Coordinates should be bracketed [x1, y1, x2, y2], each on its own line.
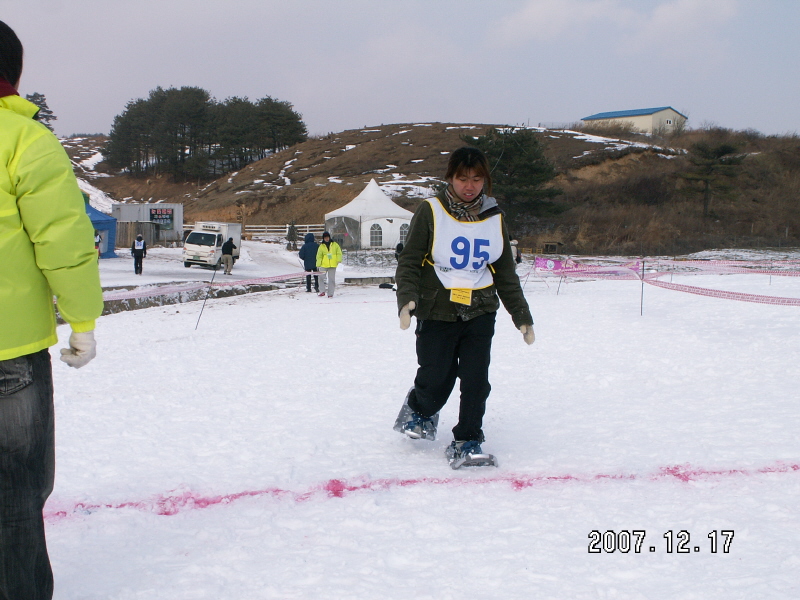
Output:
[316, 240, 342, 268]
[0, 94, 103, 361]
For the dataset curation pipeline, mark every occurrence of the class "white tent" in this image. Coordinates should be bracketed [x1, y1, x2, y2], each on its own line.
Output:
[324, 179, 414, 250]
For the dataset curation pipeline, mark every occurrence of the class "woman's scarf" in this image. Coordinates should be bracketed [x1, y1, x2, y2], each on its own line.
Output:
[0, 77, 18, 98]
[444, 185, 484, 222]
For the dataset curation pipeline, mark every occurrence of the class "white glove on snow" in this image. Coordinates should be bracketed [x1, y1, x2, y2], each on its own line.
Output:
[399, 301, 416, 330]
[520, 324, 535, 345]
[59, 330, 97, 369]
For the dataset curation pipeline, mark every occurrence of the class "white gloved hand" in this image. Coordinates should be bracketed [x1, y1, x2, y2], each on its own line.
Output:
[59, 330, 97, 368]
[399, 301, 416, 330]
[520, 324, 535, 345]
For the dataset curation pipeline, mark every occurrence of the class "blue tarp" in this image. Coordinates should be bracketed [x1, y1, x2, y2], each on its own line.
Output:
[85, 203, 118, 258]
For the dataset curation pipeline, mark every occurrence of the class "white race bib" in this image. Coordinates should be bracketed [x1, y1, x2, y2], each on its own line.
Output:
[427, 198, 504, 290]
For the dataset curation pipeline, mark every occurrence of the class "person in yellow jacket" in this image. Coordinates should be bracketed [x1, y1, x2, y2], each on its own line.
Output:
[0, 21, 103, 599]
[315, 231, 342, 298]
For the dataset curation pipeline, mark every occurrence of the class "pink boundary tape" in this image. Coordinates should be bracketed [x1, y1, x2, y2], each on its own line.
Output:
[533, 258, 800, 306]
[644, 278, 800, 306]
[44, 461, 800, 522]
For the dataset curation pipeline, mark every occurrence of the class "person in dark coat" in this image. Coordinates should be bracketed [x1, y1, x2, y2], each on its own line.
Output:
[298, 232, 320, 292]
[221, 237, 236, 275]
[393, 147, 535, 466]
[131, 234, 146, 275]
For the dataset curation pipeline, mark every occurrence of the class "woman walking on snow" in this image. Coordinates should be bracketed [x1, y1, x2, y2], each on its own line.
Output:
[393, 147, 535, 468]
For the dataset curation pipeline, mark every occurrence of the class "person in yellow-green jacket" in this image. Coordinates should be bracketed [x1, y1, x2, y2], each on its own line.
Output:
[0, 21, 103, 600]
[315, 231, 342, 298]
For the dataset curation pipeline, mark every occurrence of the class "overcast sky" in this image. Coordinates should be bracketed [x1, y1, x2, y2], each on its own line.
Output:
[2, 0, 798, 138]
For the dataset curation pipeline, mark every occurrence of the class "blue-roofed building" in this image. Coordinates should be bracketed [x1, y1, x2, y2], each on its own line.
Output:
[581, 106, 687, 134]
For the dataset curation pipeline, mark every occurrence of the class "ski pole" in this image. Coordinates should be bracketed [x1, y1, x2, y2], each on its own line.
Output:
[195, 261, 219, 330]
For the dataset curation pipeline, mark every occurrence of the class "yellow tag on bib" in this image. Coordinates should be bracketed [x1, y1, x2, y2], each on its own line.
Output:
[450, 288, 472, 305]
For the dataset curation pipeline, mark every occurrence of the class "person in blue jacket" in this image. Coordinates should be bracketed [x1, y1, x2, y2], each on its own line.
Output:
[298, 232, 320, 292]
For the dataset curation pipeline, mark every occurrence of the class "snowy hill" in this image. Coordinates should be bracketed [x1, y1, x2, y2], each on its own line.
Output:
[60, 124, 673, 221]
[60, 125, 800, 256]
[61, 136, 116, 213]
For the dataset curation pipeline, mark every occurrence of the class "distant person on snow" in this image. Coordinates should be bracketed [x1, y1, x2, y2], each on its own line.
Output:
[221, 236, 237, 275]
[316, 231, 342, 298]
[0, 19, 104, 600]
[298, 232, 320, 292]
[393, 146, 535, 469]
[131, 234, 147, 275]
[510, 238, 522, 264]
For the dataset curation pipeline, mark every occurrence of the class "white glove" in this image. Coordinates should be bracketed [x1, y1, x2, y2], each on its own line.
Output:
[59, 330, 97, 368]
[399, 301, 416, 330]
[520, 324, 535, 345]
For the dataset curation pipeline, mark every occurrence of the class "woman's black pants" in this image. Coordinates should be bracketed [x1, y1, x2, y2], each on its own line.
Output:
[409, 311, 496, 442]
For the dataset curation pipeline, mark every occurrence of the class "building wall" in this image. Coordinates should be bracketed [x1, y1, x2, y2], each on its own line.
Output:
[650, 108, 686, 133]
[111, 203, 184, 242]
[116, 221, 160, 249]
[584, 109, 686, 134]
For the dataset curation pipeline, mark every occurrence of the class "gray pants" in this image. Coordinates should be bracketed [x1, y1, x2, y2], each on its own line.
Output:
[0, 349, 55, 600]
[321, 267, 337, 297]
[222, 254, 233, 274]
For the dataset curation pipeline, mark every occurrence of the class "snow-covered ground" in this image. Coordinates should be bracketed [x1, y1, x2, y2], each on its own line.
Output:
[45, 244, 800, 599]
[100, 240, 396, 290]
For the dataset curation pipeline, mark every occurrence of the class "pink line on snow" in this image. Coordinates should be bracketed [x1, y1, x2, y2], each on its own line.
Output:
[44, 461, 800, 522]
[644, 277, 800, 306]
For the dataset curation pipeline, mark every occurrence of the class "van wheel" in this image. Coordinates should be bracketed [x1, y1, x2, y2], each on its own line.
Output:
[184, 262, 191, 268]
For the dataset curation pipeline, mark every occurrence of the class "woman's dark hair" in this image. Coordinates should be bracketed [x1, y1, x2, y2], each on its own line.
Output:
[444, 147, 492, 195]
[0, 21, 23, 87]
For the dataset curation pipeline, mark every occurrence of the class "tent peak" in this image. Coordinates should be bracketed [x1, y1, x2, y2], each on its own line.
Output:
[325, 179, 413, 220]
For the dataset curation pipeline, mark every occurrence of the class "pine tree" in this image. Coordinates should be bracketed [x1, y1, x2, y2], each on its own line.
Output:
[104, 86, 307, 180]
[25, 92, 57, 132]
[468, 127, 561, 217]
[682, 142, 744, 217]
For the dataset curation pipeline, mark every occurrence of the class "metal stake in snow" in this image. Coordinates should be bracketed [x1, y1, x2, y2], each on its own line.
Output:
[195, 263, 219, 330]
[640, 260, 646, 316]
[521, 262, 533, 290]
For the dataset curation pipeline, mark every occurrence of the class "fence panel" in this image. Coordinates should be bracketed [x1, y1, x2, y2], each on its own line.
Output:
[116, 221, 159, 249]
[245, 224, 325, 240]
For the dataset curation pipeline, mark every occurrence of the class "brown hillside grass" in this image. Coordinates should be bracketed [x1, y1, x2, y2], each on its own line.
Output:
[73, 124, 800, 255]
[523, 128, 800, 255]
[184, 123, 499, 224]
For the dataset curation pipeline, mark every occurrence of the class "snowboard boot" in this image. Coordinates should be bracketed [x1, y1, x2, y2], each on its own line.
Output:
[393, 387, 438, 440]
[446, 440, 498, 469]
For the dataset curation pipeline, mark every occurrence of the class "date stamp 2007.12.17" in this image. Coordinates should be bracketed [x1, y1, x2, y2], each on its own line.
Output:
[588, 530, 734, 554]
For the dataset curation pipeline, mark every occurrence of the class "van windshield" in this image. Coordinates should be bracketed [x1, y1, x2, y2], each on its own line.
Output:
[186, 232, 217, 246]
